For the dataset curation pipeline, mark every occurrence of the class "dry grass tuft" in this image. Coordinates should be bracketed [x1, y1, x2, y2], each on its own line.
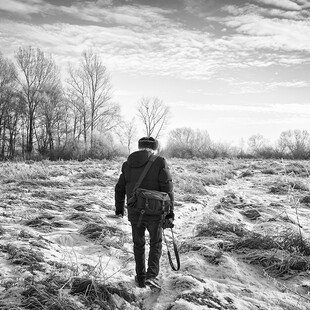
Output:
[1, 243, 44, 270]
[177, 287, 237, 309]
[18, 229, 36, 239]
[79, 222, 126, 249]
[239, 170, 254, 178]
[232, 228, 310, 276]
[180, 194, 202, 203]
[283, 163, 310, 177]
[240, 209, 261, 220]
[180, 238, 223, 264]
[234, 229, 310, 255]
[79, 223, 105, 240]
[67, 212, 106, 224]
[270, 179, 310, 194]
[76, 169, 105, 179]
[261, 168, 277, 175]
[24, 213, 56, 231]
[71, 277, 115, 309]
[214, 192, 245, 211]
[195, 218, 247, 239]
[21, 274, 80, 310]
[0, 162, 50, 181]
[300, 195, 310, 204]
[71, 277, 137, 309]
[174, 175, 208, 195]
[239, 250, 310, 277]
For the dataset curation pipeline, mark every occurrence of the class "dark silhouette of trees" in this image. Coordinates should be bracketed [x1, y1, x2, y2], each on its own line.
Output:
[0, 53, 22, 158]
[15, 46, 59, 157]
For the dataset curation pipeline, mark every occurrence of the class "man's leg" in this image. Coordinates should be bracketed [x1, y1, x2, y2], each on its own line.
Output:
[131, 222, 146, 283]
[145, 220, 162, 279]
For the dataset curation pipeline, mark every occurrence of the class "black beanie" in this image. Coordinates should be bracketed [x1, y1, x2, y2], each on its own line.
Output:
[138, 137, 158, 150]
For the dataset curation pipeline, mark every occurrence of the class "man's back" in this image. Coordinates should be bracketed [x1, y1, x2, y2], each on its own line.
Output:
[115, 149, 174, 222]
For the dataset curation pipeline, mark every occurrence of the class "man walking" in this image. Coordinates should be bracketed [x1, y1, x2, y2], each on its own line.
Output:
[115, 137, 174, 289]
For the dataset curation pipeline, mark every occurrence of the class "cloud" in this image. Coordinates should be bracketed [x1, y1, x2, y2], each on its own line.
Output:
[224, 4, 308, 20]
[182, 102, 310, 116]
[253, 0, 302, 11]
[213, 6, 310, 54]
[227, 80, 310, 94]
[0, 1, 309, 82]
[0, 19, 219, 79]
[0, 0, 47, 15]
[0, 0, 174, 28]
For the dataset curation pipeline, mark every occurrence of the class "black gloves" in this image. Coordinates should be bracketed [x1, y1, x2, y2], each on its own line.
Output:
[162, 212, 175, 229]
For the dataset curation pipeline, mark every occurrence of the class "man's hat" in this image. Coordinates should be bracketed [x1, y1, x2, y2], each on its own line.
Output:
[138, 137, 158, 150]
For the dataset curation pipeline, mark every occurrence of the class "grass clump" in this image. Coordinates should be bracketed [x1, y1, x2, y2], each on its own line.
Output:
[71, 277, 137, 309]
[21, 274, 81, 310]
[177, 288, 237, 309]
[67, 212, 105, 224]
[1, 243, 44, 271]
[0, 225, 5, 235]
[269, 178, 310, 194]
[300, 195, 310, 204]
[233, 229, 310, 277]
[195, 218, 247, 239]
[283, 162, 310, 177]
[79, 222, 125, 248]
[0, 162, 50, 181]
[239, 250, 310, 277]
[234, 228, 310, 255]
[214, 192, 245, 211]
[76, 169, 105, 179]
[180, 238, 223, 265]
[24, 213, 55, 231]
[174, 174, 208, 195]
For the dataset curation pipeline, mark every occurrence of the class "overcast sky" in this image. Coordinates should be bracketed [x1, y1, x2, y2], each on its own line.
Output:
[0, 0, 309, 145]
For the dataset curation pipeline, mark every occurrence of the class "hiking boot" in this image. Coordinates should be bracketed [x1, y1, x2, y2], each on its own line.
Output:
[145, 277, 161, 289]
[135, 276, 146, 288]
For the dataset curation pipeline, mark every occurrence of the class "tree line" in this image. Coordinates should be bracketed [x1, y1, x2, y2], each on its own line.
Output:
[1, 46, 309, 161]
[166, 128, 310, 160]
[0, 47, 169, 160]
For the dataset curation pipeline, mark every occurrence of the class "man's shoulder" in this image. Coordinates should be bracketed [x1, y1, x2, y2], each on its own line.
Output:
[154, 155, 169, 166]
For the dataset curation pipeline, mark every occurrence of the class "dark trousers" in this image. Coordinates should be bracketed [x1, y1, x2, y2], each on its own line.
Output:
[131, 219, 162, 281]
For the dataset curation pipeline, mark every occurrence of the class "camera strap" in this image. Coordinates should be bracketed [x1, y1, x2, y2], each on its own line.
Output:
[163, 228, 180, 271]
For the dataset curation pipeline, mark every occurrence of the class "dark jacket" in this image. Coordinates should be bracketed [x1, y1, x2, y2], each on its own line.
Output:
[115, 150, 174, 222]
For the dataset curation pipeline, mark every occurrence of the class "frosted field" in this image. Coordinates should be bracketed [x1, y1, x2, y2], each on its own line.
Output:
[0, 158, 310, 310]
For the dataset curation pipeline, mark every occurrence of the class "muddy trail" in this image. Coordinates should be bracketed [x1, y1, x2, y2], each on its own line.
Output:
[0, 159, 310, 310]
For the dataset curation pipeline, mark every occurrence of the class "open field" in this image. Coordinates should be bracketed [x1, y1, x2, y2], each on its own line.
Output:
[0, 158, 310, 310]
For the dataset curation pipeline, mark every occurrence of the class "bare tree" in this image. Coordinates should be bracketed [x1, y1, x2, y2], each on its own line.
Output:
[137, 97, 169, 138]
[15, 46, 58, 156]
[248, 134, 267, 154]
[167, 127, 211, 158]
[278, 129, 310, 159]
[117, 117, 137, 154]
[0, 54, 20, 158]
[36, 82, 64, 154]
[66, 64, 88, 145]
[67, 50, 120, 149]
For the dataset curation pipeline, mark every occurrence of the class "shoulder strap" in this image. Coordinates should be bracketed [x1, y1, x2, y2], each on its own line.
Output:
[133, 154, 157, 192]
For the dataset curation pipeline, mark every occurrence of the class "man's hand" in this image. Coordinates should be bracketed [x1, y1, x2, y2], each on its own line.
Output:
[162, 218, 174, 229]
